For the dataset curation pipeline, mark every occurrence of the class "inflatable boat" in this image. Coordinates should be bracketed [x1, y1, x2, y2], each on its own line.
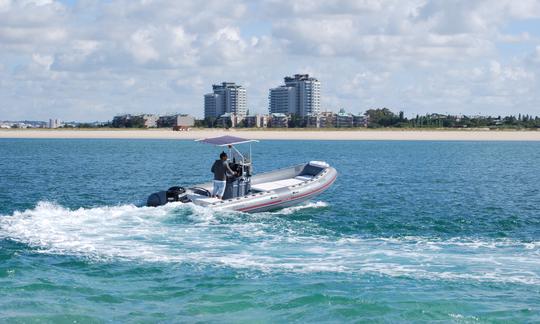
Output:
[147, 136, 337, 213]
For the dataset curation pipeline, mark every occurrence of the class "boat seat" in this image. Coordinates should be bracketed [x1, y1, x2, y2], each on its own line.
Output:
[294, 175, 313, 181]
[251, 178, 304, 192]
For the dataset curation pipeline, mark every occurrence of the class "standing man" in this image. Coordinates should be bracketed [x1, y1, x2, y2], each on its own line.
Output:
[211, 152, 236, 199]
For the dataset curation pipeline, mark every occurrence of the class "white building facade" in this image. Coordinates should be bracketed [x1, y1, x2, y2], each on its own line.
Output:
[48, 119, 61, 129]
[268, 74, 320, 117]
[204, 82, 247, 119]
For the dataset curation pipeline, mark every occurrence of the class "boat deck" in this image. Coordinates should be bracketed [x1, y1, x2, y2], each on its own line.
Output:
[251, 175, 313, 192]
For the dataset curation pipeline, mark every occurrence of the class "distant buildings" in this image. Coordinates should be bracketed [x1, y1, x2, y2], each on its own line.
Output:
[353, 114, 368, 127]
[139, 114, 158, 128]
[112, 114, 158, 128]
[305, 114, 320, 128]
[158, 114, 195, 128]
[336, 110, 354, 128]
[0, 120, 47, 128]
[244, 114, 269, 128]
[215, 113, 245, 128]
[200, 75, 321, 124]
[302, 110, 368, 128]
[204, 94, 219, 118]
[269, 74, 321, 117]
[268, 113, 289, 128]
[305, 113, 334, 128]
[334, 109, 370, 128]
[108, 74, 371, 129]
[269, 86, 296, 115]
[48, 119, 61, 129]
[200, 109, 367, 129]
[112, 113, 195, 129]
[204, 82, 247, 119]
[112, 115, 129, 128]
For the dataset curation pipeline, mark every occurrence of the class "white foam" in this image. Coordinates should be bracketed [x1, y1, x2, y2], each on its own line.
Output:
[273, 201, 329, 215]
[1, 201, 539, 285]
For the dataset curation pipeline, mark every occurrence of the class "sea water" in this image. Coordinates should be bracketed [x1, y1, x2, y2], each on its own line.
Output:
[0, 139, 539, 322]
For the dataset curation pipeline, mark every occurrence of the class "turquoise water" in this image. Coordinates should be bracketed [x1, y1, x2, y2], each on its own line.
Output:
[1, 139, 539, 322]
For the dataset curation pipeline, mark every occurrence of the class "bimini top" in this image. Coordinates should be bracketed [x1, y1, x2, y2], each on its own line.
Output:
[195, 135, 259, 146]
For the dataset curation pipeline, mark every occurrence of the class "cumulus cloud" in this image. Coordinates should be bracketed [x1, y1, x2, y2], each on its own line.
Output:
[0, 0, 68, 51]
[0, 0, 539, 121]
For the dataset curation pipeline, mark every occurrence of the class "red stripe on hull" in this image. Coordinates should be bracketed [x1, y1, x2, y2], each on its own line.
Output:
[237, 174, 337, 212]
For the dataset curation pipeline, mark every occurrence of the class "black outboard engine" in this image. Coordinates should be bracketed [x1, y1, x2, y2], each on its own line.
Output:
[166, 186, 186, 201]
[147, 186, 190, 207]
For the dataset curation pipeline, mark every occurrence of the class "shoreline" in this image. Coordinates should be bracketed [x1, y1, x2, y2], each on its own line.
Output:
[0, 128, 539, 141]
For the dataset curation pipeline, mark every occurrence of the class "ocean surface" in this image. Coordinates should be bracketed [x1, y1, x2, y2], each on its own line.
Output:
[0, 139, 539, 322]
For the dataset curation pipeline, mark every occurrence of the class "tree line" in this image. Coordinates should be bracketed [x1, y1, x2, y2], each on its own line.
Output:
[364, 108, 540, 129]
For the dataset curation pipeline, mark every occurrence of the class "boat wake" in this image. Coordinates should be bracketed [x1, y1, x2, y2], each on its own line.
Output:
[275, 201, 329, 215]
[1, 201, 539, 285]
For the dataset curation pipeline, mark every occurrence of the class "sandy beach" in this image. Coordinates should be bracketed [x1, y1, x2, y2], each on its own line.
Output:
[1, 128, 539, 141]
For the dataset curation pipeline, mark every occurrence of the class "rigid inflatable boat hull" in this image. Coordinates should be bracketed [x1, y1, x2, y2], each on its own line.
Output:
[147, 162, 337, 213]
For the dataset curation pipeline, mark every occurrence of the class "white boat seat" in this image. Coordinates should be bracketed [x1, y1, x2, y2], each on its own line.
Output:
[309, 161, 329, 168]
[251, 178, 304, 192]
[294, 175, 313, 181]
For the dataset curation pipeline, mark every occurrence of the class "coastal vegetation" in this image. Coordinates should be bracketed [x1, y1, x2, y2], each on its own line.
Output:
[365, 108, 540, 129]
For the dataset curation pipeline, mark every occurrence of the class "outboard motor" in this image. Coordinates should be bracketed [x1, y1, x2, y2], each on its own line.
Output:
[166, 186, 186, 201]
[147, 186, 190, 207]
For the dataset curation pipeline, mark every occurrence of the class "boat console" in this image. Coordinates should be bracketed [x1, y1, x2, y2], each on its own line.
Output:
[222, 159, 251, 199]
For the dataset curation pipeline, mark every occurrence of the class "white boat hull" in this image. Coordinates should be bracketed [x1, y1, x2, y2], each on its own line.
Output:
[213, 166, 337, 213]
[147, 162, 337, 213]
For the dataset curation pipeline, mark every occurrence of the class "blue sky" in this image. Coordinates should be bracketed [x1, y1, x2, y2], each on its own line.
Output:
[1, 0, 540, 121]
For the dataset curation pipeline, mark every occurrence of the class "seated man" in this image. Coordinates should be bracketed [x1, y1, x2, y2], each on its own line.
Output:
[211, 152, 236, 199]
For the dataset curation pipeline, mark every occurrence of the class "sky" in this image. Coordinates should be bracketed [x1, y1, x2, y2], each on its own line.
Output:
[1, 0, 540, 121]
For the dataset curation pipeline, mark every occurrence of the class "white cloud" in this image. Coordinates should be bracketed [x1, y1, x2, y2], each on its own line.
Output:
[127, 27, 160, 64]
[31, 53, 54, 69]
[531, 46, 540, 64]
[201, 26, 248, 64]
[0, 0, 539, 121]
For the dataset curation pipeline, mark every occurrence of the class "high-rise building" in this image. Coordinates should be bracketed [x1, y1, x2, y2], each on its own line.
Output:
[204, 82, 247, 119]
[204, 93, 220, 118]
[269, 86, 296, 114]
[268, 74, 321, 117]
[48, 118, 61, 129]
